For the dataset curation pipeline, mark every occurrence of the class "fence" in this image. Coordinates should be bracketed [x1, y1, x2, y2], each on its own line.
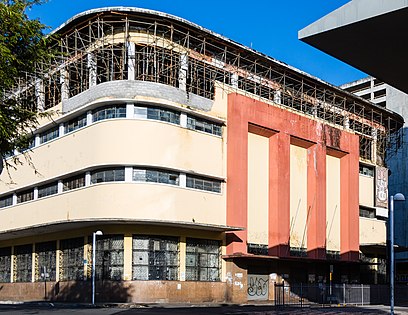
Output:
[274, 283, 408, 307]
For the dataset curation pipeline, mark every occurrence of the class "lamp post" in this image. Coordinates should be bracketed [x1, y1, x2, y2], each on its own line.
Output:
[92, 230, 103, 305]
[390, 193, 405, 315]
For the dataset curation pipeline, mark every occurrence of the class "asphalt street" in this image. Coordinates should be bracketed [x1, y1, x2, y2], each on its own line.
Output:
[0, 303, 407, 315]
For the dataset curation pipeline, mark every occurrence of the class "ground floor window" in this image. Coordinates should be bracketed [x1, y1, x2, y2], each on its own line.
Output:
[186, 238, 220, 281]
[0, 247, 11, 282]
[36, 241, 56, 281]
[60, 237, 84, 281]
[95, 235, 124, 280]
[14, 244, 32, 282]
[132, 235, 179, 280]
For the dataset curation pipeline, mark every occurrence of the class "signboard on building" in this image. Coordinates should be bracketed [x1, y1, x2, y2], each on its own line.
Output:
[375, 167, 388, 208]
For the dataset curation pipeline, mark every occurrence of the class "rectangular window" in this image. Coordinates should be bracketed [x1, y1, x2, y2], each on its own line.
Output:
[92, 105, 126, 122]
[64, 114, 87, 134]
[186, 238, 220, 282]
[36, 241, 56, 281]
[359, 206, 376, 219]
[94, 235, 124, 280]
[60, 237, 84, 281]
[15, 244, 32, 282]
[0, 195, 13, 208]
[38, 182, 58, 198]
[133, 168, 179, 185]
[91, 168, 125, 184]
[134, 106, 180, 125]
[132, 236, 179, 281]
[40, 127, 59, 144]
[187, 116, 222, 136]
[0, 247, 11, 283]
[359, 164, 374, 177]
[186, 175, 221, 193]
[17, 189, 34, 204]
[63, 175, 85, 192]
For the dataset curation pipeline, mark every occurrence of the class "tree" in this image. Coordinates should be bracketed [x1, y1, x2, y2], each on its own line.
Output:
[0, 0, 54, 173]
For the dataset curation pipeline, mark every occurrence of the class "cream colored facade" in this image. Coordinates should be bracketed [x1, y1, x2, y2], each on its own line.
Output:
[0, 6, 402, 303]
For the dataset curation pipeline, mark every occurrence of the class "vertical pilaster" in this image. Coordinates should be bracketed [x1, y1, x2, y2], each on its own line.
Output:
[268, 132, 290, 257]
[123, 234, 132, 280]
[88, 53, 97, 87]
[179, 53, 188, 91]
[179, 236, 186, 281]
[307, 143, 327, 259]
[127, 42, 136, 80]
[55, 240, 60, 282]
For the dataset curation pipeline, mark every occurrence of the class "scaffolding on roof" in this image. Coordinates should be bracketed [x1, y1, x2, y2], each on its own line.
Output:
[2, 9, 403, 166]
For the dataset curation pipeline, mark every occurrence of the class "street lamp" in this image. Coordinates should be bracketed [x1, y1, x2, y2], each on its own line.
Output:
[92, 230, 103, 305]
[390, 193, 405, 315]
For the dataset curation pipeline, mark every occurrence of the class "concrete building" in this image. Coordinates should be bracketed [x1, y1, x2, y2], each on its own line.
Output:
[0, 7, 403, 303]
[299, 0, 408, 287]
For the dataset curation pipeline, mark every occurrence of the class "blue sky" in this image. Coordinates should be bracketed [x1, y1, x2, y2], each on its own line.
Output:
[28, 0, 366, 86]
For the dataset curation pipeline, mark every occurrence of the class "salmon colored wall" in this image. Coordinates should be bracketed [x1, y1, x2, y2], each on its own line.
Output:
[226, 93, 360, 261]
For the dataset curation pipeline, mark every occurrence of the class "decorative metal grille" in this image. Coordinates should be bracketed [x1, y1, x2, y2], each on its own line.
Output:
[0, 247, 11, 282]
[132, 235, 179, 281]
[60, 237, 84, 281]
[93, 235, 124, 280]
[36, 241, 56, 281]
[14, 244, 32, 282]
[186, 238, 220, 282]
[247, 243, 268, 256]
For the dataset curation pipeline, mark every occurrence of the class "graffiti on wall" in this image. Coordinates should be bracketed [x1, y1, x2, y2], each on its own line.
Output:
[247, 274, 269, 300]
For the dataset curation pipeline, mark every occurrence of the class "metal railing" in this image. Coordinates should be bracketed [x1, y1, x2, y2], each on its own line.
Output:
[274, 283, 408, 307]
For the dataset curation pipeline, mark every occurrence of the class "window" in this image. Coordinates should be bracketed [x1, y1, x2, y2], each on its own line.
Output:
[132, 236, 179, 280]
[187, 116, 222, 136]
[36, 241, 56, 281]
[38, 183, 58, 198]
[64, 114, 87, 134]
[40, 127, 59, 144]
[186, 175, 221, 193]
[0, 195, 13, 208]
[133, 168, 179, 185]
[63, 175, 85, 192]
[14, 244, 32, 282]
[134, 106, 180, 125]
[17, 189, 34, 204]
[94, 235, 124, 280]
[92, 105, 126, 122]
[0, 247, 11, 283]
[60, 237, 84, 281]
[186, 238, 220, 282]
[247, 243, 268, 256]
[359, 164, 374, 177]
[91, 168, 125, 184]
[359, 206, 375, 219]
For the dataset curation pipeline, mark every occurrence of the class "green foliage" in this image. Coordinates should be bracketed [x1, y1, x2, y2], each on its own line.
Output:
[0, 0, 54, 163]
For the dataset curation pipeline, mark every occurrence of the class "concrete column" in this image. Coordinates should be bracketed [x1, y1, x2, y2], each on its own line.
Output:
[126, 103, 134, 119]
[33, 187, 38, 200]
[179, 173, 187, 188]
[88, 53, 97, 87]
[179, 236, 186, 281]
[10, 246, 14, 283]
[57, 180, 63, 194]
[60, 68, 69, 101]
[12, 193, 17, 206]
[127, 42, 136, 80]
[86, 111, 93, 125]
[274, 90, 282, 105]
[85, 172, 91, 186]
[125, 167, 133, 182]
[83, 236, 89, 280]
[35, 79, 45, 111]
[372, 128, 378, 164]
[231, 73, 238, 88]
[35, 134, 40, 147]
[179, 53, 188, 91]
[31, 243, 36, 282]
[123, 234, 133, 281]
[55, 240, 60, 282]
[180, 113, 188, 128]
[59, 123, 64, 138]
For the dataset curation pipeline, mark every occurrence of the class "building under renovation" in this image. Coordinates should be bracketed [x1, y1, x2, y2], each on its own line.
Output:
[0, 7, 403, 303]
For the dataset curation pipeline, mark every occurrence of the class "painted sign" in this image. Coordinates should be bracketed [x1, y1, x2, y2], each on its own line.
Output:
[375, 166, 388, 208]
